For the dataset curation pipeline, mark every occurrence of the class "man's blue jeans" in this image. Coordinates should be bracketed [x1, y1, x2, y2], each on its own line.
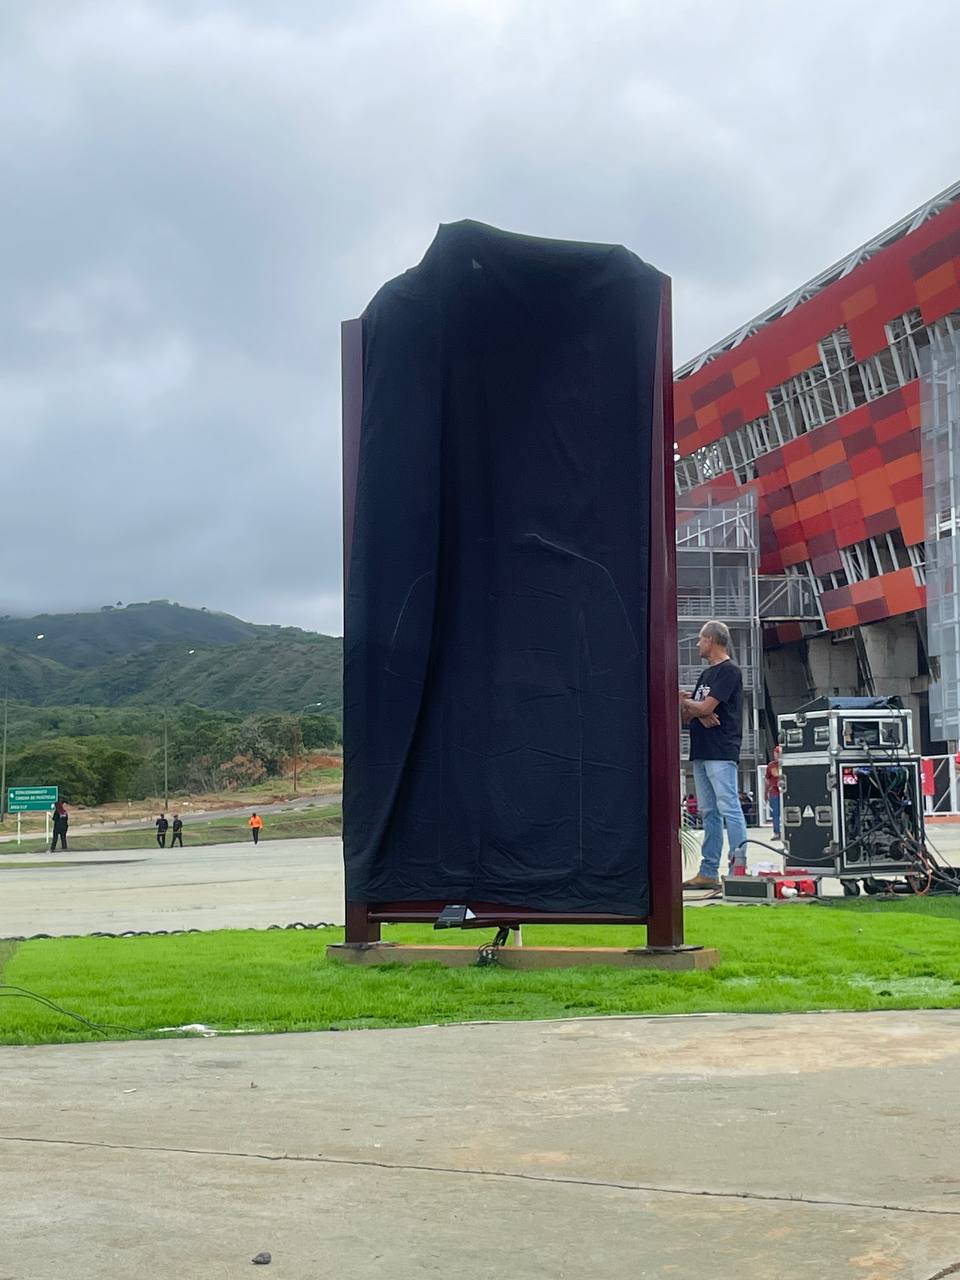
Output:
[692, 759, 748, 878]
[769, 793, 781, 837]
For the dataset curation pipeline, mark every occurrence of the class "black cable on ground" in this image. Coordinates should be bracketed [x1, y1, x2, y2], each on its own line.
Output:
[0, 923, 338, 1037]
[0, 984, 193, 1038]
[476, 925, 512, 966]
[740, 837, 789, 859]
[0, 922, 336, 943]
[864, 743, 960, 894]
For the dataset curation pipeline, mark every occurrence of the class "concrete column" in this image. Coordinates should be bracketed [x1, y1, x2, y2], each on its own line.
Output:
[763, 644, 810, 724]
[859, 618, 922, 740]
[805, 634, 860, 698]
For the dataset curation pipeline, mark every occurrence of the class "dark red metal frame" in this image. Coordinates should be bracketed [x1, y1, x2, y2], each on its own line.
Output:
[340, 276, 682, 947]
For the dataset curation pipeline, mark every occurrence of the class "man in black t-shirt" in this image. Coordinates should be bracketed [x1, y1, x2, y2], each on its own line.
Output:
[678, 620, 747, 889]
[156, 813, 169, 849]
[171, 814, 184, 848]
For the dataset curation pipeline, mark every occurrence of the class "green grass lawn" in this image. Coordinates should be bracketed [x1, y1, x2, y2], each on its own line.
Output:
[0, 805, 343, 858]
[1, 897, 958, 1045]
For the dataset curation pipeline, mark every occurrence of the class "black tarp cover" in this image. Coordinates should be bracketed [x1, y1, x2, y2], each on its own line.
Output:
[344, 221, 665, 916]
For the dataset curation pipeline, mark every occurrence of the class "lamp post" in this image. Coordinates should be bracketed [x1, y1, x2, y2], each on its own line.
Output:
[0, 680, 8, 824]
[2, 632, 46, 822]
[163, 649, 196, 811]
[293, 701, 324, 794]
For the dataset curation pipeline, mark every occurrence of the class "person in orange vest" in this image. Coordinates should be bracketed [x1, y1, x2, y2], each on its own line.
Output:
[248, 812, 264, 845]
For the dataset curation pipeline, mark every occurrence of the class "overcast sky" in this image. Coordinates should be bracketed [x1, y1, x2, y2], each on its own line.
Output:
[2, 0, 958, 635]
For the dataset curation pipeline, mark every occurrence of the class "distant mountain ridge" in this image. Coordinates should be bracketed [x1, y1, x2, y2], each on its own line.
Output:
[0, 601, 277, 668]
[0, 602, 342, 715]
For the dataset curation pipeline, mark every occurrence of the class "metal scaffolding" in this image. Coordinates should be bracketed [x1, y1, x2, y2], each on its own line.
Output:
[757, 573, 820, 622]
[676, 490, 762, 787]
[922, 327, 960, 742]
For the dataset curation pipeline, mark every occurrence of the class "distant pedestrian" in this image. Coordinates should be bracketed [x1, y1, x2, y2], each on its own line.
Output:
[249, 812, 263, 845]
[171, 813, 184, 848]
[156, 813, 169, 848]
[739, 790, 756, 825]
[765, 745, 782, 844]
[50, 801, 69, 852]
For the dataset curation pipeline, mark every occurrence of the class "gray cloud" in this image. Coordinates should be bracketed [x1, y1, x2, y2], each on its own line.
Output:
[2, 0, 959, 632]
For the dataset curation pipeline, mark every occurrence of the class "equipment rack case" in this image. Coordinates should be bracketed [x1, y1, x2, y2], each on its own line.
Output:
[777, 698, 923, 883]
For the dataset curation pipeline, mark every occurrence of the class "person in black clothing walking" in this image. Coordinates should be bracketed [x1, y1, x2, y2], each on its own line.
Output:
[170, 814, 184, 848]
[50, 801, 69, 852]
[156, 813, 169, 848]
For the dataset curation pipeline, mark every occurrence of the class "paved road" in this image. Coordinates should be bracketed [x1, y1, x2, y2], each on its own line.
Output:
[0, 826, 775, 939]
[2, 1010, 960, 1277]
[0, 837, 345, 937]
[2, 824, 958, 939]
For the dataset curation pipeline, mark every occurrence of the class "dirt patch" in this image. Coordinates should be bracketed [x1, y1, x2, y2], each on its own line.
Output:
[543, 1012, 960, 1076]
[8, 755, 344, 833]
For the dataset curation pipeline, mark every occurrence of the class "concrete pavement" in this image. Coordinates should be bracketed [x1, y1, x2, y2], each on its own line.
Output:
[3, 824, 960, 938]
[0, 837, 345, 937]
[2, 1010, 960, 1278]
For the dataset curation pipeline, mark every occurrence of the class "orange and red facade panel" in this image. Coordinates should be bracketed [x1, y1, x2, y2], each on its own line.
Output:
[675, 197, 960, 635]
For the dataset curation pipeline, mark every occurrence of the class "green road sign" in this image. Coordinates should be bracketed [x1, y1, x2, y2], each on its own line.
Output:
[7, 785, 58, 813]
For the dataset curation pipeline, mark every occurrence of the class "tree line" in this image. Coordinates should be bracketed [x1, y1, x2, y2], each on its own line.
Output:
[2, 704, 342, 806]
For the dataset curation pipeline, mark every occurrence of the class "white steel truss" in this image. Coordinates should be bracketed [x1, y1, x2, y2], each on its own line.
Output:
[676, 311, 960, 495]
[676, 177, 960, 380]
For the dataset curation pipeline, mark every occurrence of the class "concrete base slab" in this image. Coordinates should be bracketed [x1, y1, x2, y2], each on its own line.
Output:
[327, 942, 721, 969]
[3, 1011, 960, 1277]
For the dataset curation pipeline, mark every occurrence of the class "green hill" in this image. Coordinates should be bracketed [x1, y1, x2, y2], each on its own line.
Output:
[0, 603, 343, 715]
[0, 601, 266, 669]
[0, 647, 74, 704]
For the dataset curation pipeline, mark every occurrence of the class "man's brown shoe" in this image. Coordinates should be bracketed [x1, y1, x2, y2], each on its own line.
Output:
[682, 873, 721, 890]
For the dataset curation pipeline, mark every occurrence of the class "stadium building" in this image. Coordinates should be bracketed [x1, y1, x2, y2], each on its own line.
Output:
[673, 179, 960, 799]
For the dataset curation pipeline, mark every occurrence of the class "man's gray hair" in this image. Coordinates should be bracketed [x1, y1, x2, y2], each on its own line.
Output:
[701, 619, 731, 649]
